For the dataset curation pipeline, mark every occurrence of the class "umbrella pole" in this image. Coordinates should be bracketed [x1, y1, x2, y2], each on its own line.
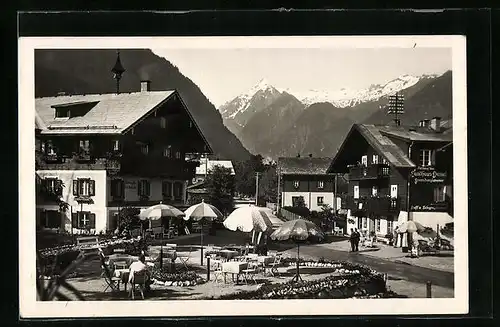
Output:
[160, 232, 163, 270]
[292, 243, 302, 283]
[200, 221, 204, 265]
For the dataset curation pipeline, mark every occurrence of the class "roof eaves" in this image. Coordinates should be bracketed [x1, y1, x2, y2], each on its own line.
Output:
[120, 92, 174, 135]
[326, 123, 357, 173]
[175, 90, 214, 154]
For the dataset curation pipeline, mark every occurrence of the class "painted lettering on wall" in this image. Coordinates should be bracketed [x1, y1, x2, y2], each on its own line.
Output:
[411, 167, 447, 184]
[410, 203, 448, 211]
[125, 181, 137, 190]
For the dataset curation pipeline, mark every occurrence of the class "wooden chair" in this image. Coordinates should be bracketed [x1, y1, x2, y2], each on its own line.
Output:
[265, 253, 282, 277]
[113, 261, 128, 270]
[177, 246, 193, 270]
[128, 270, 147, 300]
[241, 261, 259, 284]
[98, 250, 121, 292]
[152, 227, 164, 240]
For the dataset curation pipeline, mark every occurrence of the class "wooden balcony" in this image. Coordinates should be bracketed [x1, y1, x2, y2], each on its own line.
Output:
[341, 195, 400, 216]
[348, 164, 390, 180]
[37, 154, 121, 174]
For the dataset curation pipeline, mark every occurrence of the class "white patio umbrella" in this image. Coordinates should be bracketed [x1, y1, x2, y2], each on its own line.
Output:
[139, 202, 185, 269]
[223, 205, 274, 247]
[183, 199, 224, 264]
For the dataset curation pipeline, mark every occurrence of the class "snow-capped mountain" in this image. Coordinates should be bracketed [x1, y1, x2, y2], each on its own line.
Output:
[219, 78, 283, 136]
[282, 74, 438, 107]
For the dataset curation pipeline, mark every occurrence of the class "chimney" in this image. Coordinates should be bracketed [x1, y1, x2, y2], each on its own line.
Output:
[297, 153, 301, 158]
[423, 119, 430, 127]
[140, 80, 151, 92]
[308, 154, 313, 158]
[394, 119, 401, 126]
[430, 117, 441, 131]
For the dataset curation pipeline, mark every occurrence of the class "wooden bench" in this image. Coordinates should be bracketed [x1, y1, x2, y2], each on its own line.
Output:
[76, 236, 100, 253]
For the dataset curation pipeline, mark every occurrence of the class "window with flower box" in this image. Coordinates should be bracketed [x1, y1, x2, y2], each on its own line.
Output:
[110, 179, 124, 199]
[317, 196, 324, 205]
[419, 149, 434, 167]
[173, 182, 183, 201]
[73, 178, 95, 197]
[40, 210, 61, 228]
[43, 178, 63, 196]
[162, 181, 172, 199]
[138, 180, 150, 198]
[71, 211, 96, 229]
[163, 145, 172, 158]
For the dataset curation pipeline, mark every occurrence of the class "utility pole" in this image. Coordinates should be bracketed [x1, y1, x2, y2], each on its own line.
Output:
[276, 166, 281, 210]
[255, 172, 260, 205]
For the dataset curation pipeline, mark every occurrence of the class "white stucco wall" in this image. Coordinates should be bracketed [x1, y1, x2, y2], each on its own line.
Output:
[282, 191, 335, 211]
[36, 170, 107, 234]
[112, 177, 185, 203]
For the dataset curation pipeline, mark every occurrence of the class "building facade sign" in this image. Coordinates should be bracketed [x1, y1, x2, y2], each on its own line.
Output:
[410, 167, 447, 184]
[410, 203, 449, 211]
[125, 181, 137, 190]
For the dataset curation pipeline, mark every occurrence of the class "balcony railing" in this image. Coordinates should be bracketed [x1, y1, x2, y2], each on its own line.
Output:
[340, 195, 400, 215]
[348, 164, 390, 180]
[37, 155, 121, 173]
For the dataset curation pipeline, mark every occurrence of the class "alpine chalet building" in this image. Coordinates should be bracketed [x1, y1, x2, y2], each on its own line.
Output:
[327, 118, 453, 237]
[35, 80, 212, 234]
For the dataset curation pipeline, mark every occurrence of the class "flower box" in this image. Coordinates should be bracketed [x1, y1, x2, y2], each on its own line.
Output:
[151, 269, 206, 287]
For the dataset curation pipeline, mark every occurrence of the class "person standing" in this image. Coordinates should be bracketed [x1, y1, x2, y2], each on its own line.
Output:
[349, 228, 356, 252]
[354, 228, 361, 252]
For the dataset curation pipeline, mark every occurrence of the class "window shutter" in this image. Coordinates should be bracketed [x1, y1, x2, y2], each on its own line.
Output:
[73, 180, 79, 196]
[89, 213, 96, 229]
[72, 212, 78, 228]
[55, 179, 63, 196]
[138, 181, 142, 196]
[146, 181, 151, 196]
[119, 180, 124, 198]
[89, 180, 95, 196]
[110, 179, 116, 197]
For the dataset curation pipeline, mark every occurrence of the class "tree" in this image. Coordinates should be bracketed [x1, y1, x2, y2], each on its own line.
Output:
[205, 165, 235, 216]
[118, 207, 141, 232]
[234, 154, 266, 197]
[259, 162, 278, 204]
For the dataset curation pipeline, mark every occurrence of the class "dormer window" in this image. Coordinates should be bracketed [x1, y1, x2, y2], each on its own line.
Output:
[55, 108, 71, 119]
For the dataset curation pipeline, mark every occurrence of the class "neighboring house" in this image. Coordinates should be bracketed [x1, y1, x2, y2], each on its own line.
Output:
[192, 157, 235, 184]
[35, 80, 212, 234]
[327, 117, 453, 236]
[277, 156, 338, 212]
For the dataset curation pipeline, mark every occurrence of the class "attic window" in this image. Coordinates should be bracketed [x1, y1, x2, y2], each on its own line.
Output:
[55, 108, 71, 118]
[52, 101, 99, 119]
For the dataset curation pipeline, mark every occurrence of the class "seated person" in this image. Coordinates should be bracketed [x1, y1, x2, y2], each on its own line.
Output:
[128, 253, 153, 291]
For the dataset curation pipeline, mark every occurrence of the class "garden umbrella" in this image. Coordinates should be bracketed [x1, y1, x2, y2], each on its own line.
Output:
[223, 205, 274, 250]
[139, 202, 185, 269]
[270, 219, 325, 283]
[397, 220, 426, 233]
[183, 199, 224, 265]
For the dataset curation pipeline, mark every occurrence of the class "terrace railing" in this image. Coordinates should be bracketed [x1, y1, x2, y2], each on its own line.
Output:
[348, 164, 390, 180]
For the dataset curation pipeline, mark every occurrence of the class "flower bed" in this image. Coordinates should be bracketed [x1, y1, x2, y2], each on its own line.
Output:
[151, 268, 206, 287]
[207, 259, 402, 300]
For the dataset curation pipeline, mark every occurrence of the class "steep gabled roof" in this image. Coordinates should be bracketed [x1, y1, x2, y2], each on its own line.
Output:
[378, 126, 453, 142]
[36, 91, 174, 135]
[278, 157, 333, 175]
[327, 124, 415, 173]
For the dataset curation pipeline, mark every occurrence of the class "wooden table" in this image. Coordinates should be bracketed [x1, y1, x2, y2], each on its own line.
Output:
[219, 250, 239, 260]
[222, 261, 248, 284]
[107, 254, 138, 268]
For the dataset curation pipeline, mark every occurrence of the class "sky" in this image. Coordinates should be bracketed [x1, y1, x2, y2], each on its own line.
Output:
[152, 47, 451, 107]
